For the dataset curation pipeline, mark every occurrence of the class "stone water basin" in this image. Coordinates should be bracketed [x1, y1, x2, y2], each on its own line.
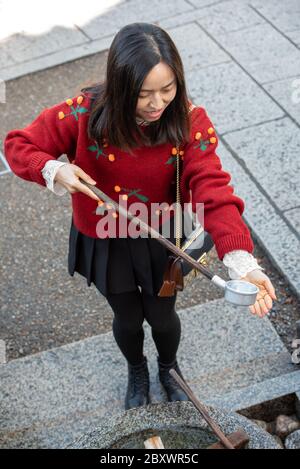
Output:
[69, 402, 282, 449]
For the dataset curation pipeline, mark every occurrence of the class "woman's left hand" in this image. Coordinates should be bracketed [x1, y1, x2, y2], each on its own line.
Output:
[240, 269, 277, 317]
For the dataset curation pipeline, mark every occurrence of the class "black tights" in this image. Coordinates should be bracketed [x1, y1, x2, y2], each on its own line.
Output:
[106, 288, 181, 366]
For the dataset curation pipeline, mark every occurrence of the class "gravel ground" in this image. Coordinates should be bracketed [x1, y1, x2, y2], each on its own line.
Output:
[1, 52, 299, 362]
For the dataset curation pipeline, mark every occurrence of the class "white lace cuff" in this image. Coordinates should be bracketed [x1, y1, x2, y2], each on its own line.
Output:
[41, 160, 68, 195]
[223, 250, 264, 279]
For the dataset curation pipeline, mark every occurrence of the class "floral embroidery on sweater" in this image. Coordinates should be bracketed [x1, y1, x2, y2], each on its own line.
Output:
[194, 127, 217, 152]
[58, 96, 88, 121]
[166, 146, 185, 168]
[88, 139, 115, 162]
[113, 185, 148, 203]
[93, 185, 149, 217]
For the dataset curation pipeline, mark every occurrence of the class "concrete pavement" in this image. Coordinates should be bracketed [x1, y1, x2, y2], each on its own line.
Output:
[1, 0, 300, 448]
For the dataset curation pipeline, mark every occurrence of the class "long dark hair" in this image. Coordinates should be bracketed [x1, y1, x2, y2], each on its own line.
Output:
[81, 23, 191, 154]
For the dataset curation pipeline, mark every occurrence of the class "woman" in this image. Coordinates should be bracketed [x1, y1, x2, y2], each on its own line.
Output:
[4, 22, 277, 410]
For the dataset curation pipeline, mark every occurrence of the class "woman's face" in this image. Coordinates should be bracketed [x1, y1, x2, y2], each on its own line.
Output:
[136, 62, 177, 122]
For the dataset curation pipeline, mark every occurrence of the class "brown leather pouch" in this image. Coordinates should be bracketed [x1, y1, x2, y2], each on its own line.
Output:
[157, 255, 184, 297]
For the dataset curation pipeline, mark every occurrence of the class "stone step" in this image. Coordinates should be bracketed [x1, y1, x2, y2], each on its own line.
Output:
[206, 369, 300, 412]
[1, 298, 298, 448]
[180, 350, 297, 398]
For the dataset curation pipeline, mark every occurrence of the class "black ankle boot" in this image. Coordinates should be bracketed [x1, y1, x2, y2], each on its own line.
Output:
[125, 356, 150, 410]
[158, 357, 189, 402]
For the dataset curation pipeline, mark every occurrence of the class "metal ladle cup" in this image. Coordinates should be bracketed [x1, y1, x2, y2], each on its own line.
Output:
[211, 276, 259, 306]
[80, 179, 260, 307]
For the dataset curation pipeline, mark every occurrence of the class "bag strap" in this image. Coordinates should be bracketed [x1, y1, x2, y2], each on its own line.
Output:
[175, 102, 196, 249]
[175, 149, 182, 249]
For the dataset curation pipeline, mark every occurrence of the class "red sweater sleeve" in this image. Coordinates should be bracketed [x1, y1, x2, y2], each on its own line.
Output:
[4, 98, 79, 187]
[180, 106, 254, 260]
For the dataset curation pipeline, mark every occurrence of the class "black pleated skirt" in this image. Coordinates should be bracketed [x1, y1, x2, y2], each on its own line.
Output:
[68, 217, 177, 297]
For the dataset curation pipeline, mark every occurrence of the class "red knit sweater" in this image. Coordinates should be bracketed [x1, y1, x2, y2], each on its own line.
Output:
[4, 93, 254, 260]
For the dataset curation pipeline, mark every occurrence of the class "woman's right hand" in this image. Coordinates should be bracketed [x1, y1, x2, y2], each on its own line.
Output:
[241, 269, 277, 318]
[54, 163, 100, 202]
